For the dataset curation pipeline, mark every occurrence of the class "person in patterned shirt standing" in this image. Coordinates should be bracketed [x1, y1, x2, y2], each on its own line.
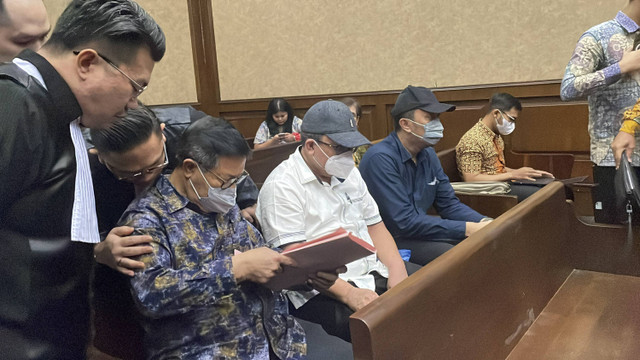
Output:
[455, 93, 552, 201]
[119, 116, 338, 359]
[561, 1, 640, 223]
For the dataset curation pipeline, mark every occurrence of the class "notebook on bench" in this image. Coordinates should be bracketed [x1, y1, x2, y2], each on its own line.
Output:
[511, 175, 588, 187]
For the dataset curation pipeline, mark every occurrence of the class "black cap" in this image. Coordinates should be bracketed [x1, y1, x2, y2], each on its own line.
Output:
[301, 100, 371, 148]
[390, 85, 456, 118]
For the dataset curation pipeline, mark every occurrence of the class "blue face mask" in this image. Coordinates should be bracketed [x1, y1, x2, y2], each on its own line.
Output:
[407, 118, 444, 146]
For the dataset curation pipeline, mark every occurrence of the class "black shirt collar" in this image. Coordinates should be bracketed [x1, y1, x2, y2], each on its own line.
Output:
[17, 49, 82, 123]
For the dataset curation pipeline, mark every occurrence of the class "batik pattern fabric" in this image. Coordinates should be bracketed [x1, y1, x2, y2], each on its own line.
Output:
[561, 11, 640, 166]
[456, 121, 505, 176]
[621, 99, 640, 134]
[121, 175, 306, 360]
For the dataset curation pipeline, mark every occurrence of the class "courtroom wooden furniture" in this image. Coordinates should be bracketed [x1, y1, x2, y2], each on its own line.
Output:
[436, 147, 518, 218]
[245, 141, 300, 189]
[349, 182, 640, 359]
[506, 269, 640, 360]
[506, 151, 575, 180]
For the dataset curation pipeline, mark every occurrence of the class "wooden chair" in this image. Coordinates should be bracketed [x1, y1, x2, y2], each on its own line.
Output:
[245, 141, 300, 189]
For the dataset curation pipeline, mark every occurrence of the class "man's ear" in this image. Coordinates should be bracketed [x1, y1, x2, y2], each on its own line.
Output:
[74, 49, 100, 80]
[303, 138, 316, 152]
[160, 123, 167, 142]
[182, 159, 197, 178]
[398, 118, 412, 133]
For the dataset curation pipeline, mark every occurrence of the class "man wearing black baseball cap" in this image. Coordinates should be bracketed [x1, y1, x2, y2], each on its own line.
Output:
[360, 86, 491, 266]
[257, 100, 417, 342]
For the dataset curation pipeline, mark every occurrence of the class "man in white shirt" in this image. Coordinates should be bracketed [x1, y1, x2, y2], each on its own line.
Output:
[257, 100, 417, 342]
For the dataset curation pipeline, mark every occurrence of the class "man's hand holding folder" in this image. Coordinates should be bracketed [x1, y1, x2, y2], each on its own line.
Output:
[265, 228, 377, 291]
[232, 247, 297, 284]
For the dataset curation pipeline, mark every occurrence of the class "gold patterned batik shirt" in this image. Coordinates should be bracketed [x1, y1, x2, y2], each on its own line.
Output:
[121, 175, 306, 360]
[456, 120, 505, 176]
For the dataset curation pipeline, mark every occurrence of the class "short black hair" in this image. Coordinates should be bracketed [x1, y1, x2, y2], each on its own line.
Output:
[487, 93, 522, 113]
[44, 0, 166, 64]
[176, 117, 251, 171]
[90, 103, 162, 153]
[393, 109, 416, 132]
[299, 131, 323, 145]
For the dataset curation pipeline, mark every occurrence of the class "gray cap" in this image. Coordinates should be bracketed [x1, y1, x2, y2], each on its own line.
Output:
[301, 100, 371, 148]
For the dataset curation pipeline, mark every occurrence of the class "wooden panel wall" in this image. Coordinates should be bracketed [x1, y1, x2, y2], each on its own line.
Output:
[207, 82, 590, 160]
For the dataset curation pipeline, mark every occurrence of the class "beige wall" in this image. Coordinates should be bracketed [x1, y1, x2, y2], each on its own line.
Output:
[43, 0, 197, 105]
[213, 0, 626, 101]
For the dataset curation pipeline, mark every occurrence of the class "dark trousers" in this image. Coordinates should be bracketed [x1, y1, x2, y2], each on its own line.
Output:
[396, 238, 460, 266]
[509, 183, 541, 202]
[593, 165, 640, 224]
[290, 261, 421, 342]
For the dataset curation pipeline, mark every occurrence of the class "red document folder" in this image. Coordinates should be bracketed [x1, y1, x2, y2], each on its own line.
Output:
[265, 228, 377, 291]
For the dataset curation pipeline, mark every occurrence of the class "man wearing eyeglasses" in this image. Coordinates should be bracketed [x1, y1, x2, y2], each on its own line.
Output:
[455, 93, 553, 202]
[114, 114, 339, 359]
[0, 1, 164, 358]
[257, 100, 414, 342]
[359, 86, 492, 266]
[89, 104, 261, 274]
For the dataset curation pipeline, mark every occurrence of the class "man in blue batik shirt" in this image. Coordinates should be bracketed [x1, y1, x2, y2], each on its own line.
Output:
[118, 116, 323, 359]
[359, 86, 491, 266]
[561, 2, 640, 223]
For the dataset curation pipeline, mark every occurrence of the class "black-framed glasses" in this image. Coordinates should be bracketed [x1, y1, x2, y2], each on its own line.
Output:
[73, 50, 147, 97]
[500, 110, 517, 123]
[107, 142, 168, 181]
[316, 140, 353, 155]
[207, 169, 249, 190]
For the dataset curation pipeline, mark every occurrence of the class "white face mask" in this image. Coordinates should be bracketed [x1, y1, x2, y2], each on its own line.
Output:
[496, 113, 516, 135]
[313, 141, 355, 179]
[189, 164, 237, 214]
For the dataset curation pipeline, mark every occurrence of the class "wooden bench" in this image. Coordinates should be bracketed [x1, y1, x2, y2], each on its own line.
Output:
[349, 182, 640, 359]
[437, 148, 518, 218]
[245, 141, 300, 189]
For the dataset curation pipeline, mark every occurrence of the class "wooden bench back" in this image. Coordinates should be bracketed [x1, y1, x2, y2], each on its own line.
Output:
[350, 183, 577, 359]
[436, 147, 462, 182]
[245, 141, 300, 189]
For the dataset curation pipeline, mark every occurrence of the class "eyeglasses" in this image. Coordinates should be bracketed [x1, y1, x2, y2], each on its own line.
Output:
[316, 140, 353, 155]
[207, 169, 249, 190]
[73, 50, 147, 97]
[500, 110, 517, 123]
[107, 142, 169, 181]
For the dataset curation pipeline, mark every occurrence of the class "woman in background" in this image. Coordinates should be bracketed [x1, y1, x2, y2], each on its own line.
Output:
[340, 97, 368, 167]
[254, 98, 302, 149]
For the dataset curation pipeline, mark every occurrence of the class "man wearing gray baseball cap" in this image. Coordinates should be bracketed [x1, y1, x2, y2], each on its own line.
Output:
[257, 100, 418, 342]
[359, 86, 492, 266]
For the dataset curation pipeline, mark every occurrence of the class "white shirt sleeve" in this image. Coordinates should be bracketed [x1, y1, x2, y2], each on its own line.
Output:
[257, 176, 307, 248]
